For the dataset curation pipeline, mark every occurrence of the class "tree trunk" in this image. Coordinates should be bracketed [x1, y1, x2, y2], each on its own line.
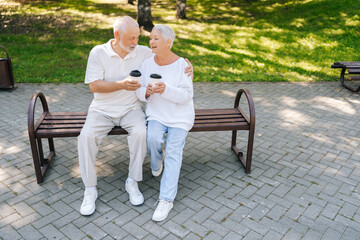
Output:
[176, 0, 186, 19]
[137, 0, 154, 31]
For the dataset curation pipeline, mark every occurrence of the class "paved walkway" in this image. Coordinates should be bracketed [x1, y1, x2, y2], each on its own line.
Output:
[0, 82, 359, 240]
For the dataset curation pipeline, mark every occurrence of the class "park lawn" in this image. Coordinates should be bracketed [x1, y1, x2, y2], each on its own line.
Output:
[0, 0, 359, 83]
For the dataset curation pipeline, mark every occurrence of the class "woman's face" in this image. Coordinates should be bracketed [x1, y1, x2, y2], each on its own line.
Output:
[149, 29, 169, 54]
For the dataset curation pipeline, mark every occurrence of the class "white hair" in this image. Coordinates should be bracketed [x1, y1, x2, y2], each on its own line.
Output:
[153, 24, 176, 48]
[113, 16, 139, 35]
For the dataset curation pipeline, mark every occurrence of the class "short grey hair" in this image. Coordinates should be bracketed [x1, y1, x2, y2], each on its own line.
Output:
[153, 24, 176, 48]
[113, 16, 139, 35]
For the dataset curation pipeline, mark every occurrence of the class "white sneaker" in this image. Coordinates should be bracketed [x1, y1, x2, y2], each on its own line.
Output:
[125, 179, 144, 206]
[152, 162, 163, 177]
[152, 200, 173, 222]
[80, 188, 98, 216]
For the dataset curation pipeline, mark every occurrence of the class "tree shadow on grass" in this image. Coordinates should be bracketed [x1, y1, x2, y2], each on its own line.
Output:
[182, 0, 359, 81]
[1, 0, 136, 35]
[12, 0, 136, 17]
[175, 35, 338, 82]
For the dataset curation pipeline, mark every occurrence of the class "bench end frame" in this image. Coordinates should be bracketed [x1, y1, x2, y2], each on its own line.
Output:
[28, 92, 56, 183]
[231, 88, 255, 173]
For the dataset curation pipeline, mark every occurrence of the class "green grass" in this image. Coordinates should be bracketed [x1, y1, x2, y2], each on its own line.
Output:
[0, 0, 359, 83]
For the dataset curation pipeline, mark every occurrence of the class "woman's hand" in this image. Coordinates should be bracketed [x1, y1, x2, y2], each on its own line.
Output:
[146, 83, 155, 98]
[152, 82, 166, 94]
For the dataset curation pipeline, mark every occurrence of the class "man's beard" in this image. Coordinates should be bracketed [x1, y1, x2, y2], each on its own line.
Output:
[120, 39, 136, 53]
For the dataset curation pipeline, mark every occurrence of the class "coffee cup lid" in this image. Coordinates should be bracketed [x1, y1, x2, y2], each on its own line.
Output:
[130, 70, 141, 77]
[150, 73, 162, 79]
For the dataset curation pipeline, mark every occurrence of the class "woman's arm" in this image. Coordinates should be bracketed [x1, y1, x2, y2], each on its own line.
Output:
[153, 61, 193, 104]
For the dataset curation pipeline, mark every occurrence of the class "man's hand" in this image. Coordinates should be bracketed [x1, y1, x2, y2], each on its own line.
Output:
[184, 58, 193, 78]
[152, 82, 166, 94]
[118, 79, 141, 91]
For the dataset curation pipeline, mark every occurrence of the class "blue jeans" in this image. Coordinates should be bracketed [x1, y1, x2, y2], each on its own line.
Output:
[147, 120, 188, 202]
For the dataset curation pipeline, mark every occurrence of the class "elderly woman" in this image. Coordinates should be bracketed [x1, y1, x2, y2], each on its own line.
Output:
[136, 24, 194, 221]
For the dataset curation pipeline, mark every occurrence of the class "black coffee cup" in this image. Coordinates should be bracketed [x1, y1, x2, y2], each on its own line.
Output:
[150, 74, 162, 84]
[130, 70, 141, 81]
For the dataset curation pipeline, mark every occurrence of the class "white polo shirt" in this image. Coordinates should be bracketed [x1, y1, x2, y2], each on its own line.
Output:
[85, 39, 153, 118]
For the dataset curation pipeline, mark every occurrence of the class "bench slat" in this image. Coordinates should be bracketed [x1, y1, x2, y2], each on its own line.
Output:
[47, 112, 87, 116]
[195, 114, 242, 120]
[42, 119, 86, 124]
[35, 108, 250, 137]
[348, 69, 360, 74]
[39, 124, 85, 129]
[191, 122, 249, 131]
[36, 126, 128, 138]
[36, 128, 84, 138]
[334, 62, 360, 68]
[45, 115, 87, 120]
[195, 118, 246, 124]
[195, 108, 239, 115]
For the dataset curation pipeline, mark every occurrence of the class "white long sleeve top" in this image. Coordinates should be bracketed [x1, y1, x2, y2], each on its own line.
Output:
[136, 56, 195, 131]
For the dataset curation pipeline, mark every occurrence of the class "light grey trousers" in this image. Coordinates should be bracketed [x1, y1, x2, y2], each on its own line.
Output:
[77, 108, 147, 187]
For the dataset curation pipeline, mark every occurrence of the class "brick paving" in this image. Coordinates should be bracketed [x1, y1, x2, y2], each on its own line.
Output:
[0, 82, 359, 240]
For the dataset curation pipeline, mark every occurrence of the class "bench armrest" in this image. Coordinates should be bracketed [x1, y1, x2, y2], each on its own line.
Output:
[28, 92, 50, 138]
[234, 89, 255, 126]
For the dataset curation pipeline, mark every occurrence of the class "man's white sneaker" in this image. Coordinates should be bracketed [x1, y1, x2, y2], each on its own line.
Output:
[152, 200, 173, 222]
[80, 188, 98, 216]
[152, 162, 163, 177]
[125, 179, 144, 206]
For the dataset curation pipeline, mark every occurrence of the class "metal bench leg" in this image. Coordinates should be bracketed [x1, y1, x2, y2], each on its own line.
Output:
[38, 138, 56, 182]
[29, 137, 43, 183]
[29, 136, 56, 184]
[46, 137, 56, 170]
[48, 138, 55, 153]
[37, 138, 46, 165]
[340, 68, 360, 92]
[245, 124, 255, 174]
[231, 130, 251, 173]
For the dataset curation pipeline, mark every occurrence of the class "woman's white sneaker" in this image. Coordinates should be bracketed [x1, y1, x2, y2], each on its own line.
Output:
[152, 162, 163, 177]
[80, 188, 98, 216]
[152, 152, 165, 177]
[152, 200, 173, 222]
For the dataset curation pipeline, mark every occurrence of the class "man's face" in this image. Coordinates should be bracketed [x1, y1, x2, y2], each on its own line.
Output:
[119, 27, 140, 53]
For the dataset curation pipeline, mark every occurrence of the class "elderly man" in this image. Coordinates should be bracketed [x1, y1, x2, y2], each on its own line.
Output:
[78, 16, 192, 216]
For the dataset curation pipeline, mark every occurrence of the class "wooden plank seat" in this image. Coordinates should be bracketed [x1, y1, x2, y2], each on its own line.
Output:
[28, 89, 255, 183]
[331, 62, 360, 92]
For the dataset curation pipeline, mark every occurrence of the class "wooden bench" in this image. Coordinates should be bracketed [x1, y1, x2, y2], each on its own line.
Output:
[28, 89, 255, 184]
[331, 61, 360, 92]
